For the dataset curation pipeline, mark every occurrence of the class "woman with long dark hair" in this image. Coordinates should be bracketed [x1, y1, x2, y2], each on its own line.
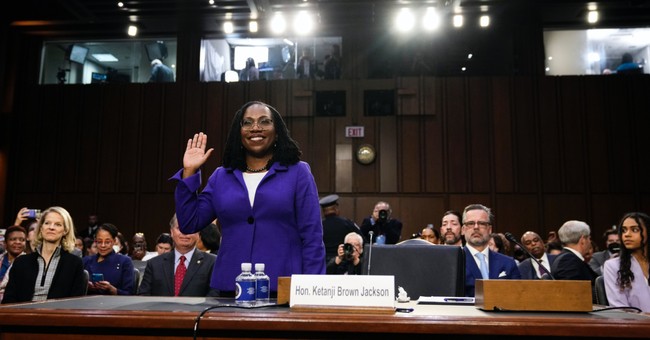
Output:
[603, 212, 650, 311]
[171, 101, 325, 297]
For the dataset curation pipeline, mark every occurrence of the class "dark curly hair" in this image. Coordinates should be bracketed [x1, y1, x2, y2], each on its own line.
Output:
[616, 212, 650, 289]
[222, 101, 301, 171]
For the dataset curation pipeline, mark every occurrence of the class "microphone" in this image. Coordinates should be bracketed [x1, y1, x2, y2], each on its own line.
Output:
[366, 231, 374, 275]
[504, 232, 555, 280]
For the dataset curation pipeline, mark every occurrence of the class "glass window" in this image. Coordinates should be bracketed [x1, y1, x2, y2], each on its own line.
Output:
[40, 39, 177, 84]
[199, 36, 342, 82]
[544, 28, 649, 75]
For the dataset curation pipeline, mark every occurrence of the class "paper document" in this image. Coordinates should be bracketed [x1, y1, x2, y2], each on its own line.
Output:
[417, 296, 475, 305]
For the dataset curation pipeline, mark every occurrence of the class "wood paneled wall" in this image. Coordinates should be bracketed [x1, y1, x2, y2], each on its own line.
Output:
[5, 75, 650, 250]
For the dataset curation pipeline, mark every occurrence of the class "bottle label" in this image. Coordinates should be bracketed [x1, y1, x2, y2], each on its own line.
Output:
[236, 281, 256, 302]
[256, 278, 270, 299]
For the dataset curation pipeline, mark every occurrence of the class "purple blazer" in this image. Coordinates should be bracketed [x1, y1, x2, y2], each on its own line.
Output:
[172, 161, 325, 292]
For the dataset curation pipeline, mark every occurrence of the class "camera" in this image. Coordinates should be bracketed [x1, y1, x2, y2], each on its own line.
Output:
[27, 209, 41, 219]
[377, 209, 388, 223]
[343, 243, 355, 261]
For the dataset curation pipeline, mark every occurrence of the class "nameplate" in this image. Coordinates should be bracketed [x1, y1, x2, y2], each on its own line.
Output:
[289, 274, 395, 308]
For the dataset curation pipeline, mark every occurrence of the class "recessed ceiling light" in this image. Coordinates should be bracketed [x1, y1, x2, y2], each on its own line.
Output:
[92, 54, 119, 62]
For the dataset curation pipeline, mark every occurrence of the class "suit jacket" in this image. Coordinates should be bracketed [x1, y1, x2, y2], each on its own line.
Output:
[588, 250, 611, 276]
[464, 247, 521, 297]
[518, 254, 557, 280]
[172, 161, 325, 293]
[139, 248, 217, 296]
[2, 250, 85, 303]
[551, 248, 598, 284]
[360, 218, 403, 245]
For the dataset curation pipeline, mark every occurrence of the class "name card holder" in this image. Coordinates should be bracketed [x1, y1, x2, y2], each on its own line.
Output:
[285, 274, 396, 314]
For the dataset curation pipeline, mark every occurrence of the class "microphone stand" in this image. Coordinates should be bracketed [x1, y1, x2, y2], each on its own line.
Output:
[504, 232, 555, 280]
[367, 231, 373, 275]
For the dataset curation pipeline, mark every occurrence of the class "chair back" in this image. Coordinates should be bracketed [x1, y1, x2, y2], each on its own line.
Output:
[595, 275, 608, 305]
[82, 269, 90, 295]
[361, 244, 465, 299]
[133, 268, 141, 295]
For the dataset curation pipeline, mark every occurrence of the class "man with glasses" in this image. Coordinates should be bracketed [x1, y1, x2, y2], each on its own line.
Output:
[462, 204, 520, 297]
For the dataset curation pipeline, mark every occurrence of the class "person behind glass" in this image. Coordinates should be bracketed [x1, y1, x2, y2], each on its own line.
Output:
[420, 226, 440, 244]
[517, 231, 557, 280]
[360, 201, 403, 245]
[83, 223, 135, 295]
[461, 204, 520, 297]
[320, 194, 361, 263]
[239, 57, 259, 81]
[2, 206, 85, 303]
[604, 212, 650, 312]
[440, 210, 464, 246]
[0, 226, 27, 301]
[327, 232, 363, 275]
[171, 100, 325, 297]
[323, 44, 341, 80]
[149, 58, 174, 82]
[616, 53, 643, 75]
[296, 47, 317, 79]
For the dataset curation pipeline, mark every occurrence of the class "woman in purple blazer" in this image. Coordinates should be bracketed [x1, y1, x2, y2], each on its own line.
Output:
[171, 101, 325, 296]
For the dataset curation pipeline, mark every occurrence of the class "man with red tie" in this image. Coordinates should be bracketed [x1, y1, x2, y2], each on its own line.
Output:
[138, 214, 217, 296]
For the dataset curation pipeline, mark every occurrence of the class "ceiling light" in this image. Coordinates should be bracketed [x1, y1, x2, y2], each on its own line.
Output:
[453, 15, 464, 28]
[395, 8, 415, 32]
[283, 38, 294, 46]
[422, 7, 440, 31]
[127, 25, 137, 36]
[117, 2, 124, 8]
[479, 15, 490, 27]
[92, 54, 119, 62]
[587, 11, 599, 24]
[249, 21, 258, 33]
[293, 11, 314, 35]
[270, 12, 287, 34]
[223, 21, 234, 34]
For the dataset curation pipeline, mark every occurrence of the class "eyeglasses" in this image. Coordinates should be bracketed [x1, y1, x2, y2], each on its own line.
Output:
[95, 240, 114, 246]
[241, 118, 273, 130]
[463, 221, 491, 229]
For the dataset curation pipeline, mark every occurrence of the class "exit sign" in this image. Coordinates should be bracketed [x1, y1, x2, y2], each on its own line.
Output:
[345, 126, 365, 138]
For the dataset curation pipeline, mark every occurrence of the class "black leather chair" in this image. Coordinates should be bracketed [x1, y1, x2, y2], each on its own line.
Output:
[133, 268, 141, 295]
[361, 244, 465, 299]
[595, 275, 608, 306]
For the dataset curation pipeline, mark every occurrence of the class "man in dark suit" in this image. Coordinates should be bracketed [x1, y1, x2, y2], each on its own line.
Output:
[139, 214, 216, 296]
[551, 220, 598, 285]
[461, 204, 520, 297]
[319, 194, 361, 263]
[518, 231, 557, 279]
[360, 201, 403, 245]
[589, 228, 619, 276]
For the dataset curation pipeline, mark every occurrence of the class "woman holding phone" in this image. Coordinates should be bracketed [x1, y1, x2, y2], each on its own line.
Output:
[2, 206, 85, 303]
[82, 223, 135, 295]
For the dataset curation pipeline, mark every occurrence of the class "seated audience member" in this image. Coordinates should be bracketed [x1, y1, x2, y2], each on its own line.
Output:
[139, 214, 217, 296]
[462, 204, 520, 297]
[604, 212, 650, 312]
[326, 232, 364, 275]
[360, 201, 403, 245]
[2, 206, 85, 303]
[114, 232, 129, 256]
[546, 239, 563, 255]
[73, 236, 84, 257]
[83, 223, 135, 295]
[488, 233, 510, 255]
[440, 210, 463, 246]
[0, 226, 27, 301]
[143, 233, 174, 261]
[131, 232, 156, 261]
[320, 194, 361, 262]
[589, 228, 620, 276]
[83, 237, 97, 257]
[517, 231, 556, 280]
[550, 220, 598, 293]
[420, 226, 440, 244]
[14, 208, 38, 254]
[198, 222, 221, 254]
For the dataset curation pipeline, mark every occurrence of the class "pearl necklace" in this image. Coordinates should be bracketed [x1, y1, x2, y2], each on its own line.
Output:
[246, 165, 268, 173]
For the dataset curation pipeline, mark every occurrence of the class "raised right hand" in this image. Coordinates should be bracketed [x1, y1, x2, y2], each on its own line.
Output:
[182, 132, 214, 178]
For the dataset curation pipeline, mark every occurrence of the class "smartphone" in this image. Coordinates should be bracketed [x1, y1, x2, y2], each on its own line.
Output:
[27, 209, 41, 219]
[91, 273, 104, 282]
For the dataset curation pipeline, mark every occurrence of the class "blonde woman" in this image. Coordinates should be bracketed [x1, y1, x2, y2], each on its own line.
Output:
[2, 206, 85, 303]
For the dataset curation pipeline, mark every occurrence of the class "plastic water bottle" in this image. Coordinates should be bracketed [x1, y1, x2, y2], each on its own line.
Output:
[376, 234, 386, 245]
[235, 263, 256, 305]
[254, 263, 270, 302]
